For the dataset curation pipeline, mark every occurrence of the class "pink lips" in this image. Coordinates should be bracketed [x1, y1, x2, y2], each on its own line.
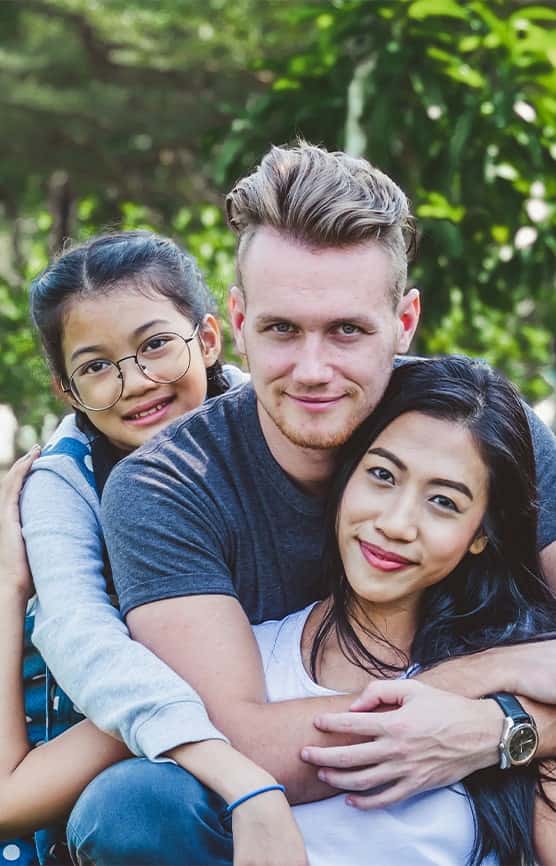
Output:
[123, 396, 176, 427]
[359, 540, 416, 573]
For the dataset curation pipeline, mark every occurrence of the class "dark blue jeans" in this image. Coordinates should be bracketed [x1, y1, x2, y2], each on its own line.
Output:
[66, 758, 233, 866]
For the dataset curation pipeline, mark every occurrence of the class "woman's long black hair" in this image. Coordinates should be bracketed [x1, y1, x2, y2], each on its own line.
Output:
[311, 355, 556, 866]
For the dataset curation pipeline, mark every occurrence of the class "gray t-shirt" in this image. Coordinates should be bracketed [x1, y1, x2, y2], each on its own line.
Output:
[103, 381, 556, 622]
[104, 383, 325, 622]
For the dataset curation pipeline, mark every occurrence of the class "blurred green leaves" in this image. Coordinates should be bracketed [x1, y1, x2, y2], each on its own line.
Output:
[0, 0, 554, 429]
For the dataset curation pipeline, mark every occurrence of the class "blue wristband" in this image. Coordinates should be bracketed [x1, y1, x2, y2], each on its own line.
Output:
[225, 784, 286, 814]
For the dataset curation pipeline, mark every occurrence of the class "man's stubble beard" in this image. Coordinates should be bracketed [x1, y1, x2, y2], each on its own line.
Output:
[261, 390, 368, 451]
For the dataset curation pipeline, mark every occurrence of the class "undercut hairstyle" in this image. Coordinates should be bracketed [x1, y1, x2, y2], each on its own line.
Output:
[312, 355, 556, 866]
[225, 140, 415, 304]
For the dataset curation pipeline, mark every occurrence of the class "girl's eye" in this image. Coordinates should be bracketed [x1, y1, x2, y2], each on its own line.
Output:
[368, 466, 395, 484]
[142, 335, 172, 353]
[81, 359, 112, 376]
[430, 494, 460, 513]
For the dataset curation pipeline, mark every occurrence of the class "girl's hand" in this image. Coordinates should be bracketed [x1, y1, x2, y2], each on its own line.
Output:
[232, 790, 309, 866]
[0, 447, 40, 599]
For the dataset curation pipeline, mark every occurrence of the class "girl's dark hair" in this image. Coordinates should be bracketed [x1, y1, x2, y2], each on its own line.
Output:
[311, 355, 556, 866]
[30, 230, 229, 398]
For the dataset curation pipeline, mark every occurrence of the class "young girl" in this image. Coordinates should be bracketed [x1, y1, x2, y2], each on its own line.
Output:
[1, 230, 306, 866]
[2, 355, 556, 865]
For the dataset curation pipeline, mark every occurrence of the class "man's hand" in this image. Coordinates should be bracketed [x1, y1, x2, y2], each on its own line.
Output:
[301, 680, 502, 809]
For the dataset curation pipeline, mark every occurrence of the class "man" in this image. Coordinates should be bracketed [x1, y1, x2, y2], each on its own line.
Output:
[68, 142, 556, 864]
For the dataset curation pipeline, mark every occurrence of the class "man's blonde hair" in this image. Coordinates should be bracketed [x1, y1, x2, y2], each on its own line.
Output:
[226, 141, 415, 304]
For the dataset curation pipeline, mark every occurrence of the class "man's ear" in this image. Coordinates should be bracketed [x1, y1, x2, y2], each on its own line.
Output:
[396, 288, 420, 354]
[198, 314, 222, 368]
[229, 286, 246, 357]
[469, 533, 488, 556]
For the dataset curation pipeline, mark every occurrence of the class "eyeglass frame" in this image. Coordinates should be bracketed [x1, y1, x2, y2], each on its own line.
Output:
[61, 323, 201, 412]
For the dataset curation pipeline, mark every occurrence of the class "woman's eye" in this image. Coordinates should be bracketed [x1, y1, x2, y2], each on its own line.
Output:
[368, 466, 394, 484]
[430, 494, 460, 513]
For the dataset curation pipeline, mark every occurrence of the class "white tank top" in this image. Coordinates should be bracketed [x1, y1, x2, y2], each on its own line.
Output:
[253, 605, 497, 866]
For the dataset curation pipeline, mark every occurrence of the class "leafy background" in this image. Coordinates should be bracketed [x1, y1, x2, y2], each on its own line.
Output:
[1, 0, 555, 439]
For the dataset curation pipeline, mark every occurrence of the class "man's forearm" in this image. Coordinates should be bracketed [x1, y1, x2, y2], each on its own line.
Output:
[416, 642, 556, 758]
[208, 693, 358, 805]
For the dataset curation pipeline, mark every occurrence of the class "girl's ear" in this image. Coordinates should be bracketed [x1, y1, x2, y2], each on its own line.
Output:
[52, 376, 76, 410]
[198, 314, 222, 367]
[468, 532, 488, 556]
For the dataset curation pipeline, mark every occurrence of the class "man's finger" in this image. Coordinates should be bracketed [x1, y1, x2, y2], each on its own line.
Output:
[301, 740, 392, 770]
[346, 779, 414, 811]
[350, 678, 423, 712]
[313, 710, 393, 736]
[316, 762, 404, 792]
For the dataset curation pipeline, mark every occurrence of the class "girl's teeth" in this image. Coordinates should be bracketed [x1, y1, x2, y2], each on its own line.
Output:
[132, 402, 166, 419]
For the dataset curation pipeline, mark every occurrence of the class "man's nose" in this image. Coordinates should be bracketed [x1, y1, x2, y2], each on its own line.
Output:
[291, 337, 333, 387]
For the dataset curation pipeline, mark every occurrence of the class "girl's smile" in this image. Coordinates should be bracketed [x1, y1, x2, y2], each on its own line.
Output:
[61, 286, 221, 450]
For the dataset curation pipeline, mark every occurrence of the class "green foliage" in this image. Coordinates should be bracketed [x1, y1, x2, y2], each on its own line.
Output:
[0, 0, 554, 431]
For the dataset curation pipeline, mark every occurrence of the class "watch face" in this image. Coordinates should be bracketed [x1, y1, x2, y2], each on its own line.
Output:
[508, 724, 539, 765]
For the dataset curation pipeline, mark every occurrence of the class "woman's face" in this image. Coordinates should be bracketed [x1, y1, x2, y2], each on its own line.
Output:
[61, 286, 221, 450]
[337, 411, 489, 616]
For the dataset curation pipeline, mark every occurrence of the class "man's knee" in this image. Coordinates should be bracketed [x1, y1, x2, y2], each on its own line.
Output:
[67, 758, 232, 866]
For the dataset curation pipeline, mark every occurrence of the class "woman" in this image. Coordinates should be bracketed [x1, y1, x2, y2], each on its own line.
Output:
[2, 356, 556, 864]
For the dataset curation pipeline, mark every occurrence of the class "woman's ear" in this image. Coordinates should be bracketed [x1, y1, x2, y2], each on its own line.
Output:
[468, 532, 488, 556]
[198, 314, 222, 367]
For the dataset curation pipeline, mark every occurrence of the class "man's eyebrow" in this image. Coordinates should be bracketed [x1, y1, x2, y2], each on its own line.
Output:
[367, 448, 474, 500]
[70, 320, 173, 363]
[367, 447, 406, 472]
[253, 314, 378, 328]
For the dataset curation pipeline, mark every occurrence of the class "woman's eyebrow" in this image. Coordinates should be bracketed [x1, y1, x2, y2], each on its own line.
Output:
[367, 447, 474, 501]
[367, 447, 406, 472]
[430, 478, 474, 501]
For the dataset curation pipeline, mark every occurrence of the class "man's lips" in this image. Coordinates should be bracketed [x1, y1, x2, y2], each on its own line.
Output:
[359, 540, 417, 572]
[286, 393, 345, 410]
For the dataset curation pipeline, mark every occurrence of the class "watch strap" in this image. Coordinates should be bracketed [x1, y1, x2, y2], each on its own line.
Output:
[486, 692, 531, 724]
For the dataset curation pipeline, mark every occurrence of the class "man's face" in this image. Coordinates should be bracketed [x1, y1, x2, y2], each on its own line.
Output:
[230, 227, 420, 454]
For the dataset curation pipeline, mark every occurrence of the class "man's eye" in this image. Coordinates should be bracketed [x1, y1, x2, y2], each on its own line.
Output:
[336, 323, 362, 336]
[430, 494, 459, 513]
[368, 466, 394, 484]
[270, 322, 295, 334]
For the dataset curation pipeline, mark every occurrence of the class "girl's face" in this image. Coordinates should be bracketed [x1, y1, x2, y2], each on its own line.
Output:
[61, 286, 221, 450]
[337, 411, 489, 617]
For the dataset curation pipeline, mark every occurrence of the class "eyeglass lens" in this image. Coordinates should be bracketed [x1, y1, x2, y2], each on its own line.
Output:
[70, 332, 193, 411]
